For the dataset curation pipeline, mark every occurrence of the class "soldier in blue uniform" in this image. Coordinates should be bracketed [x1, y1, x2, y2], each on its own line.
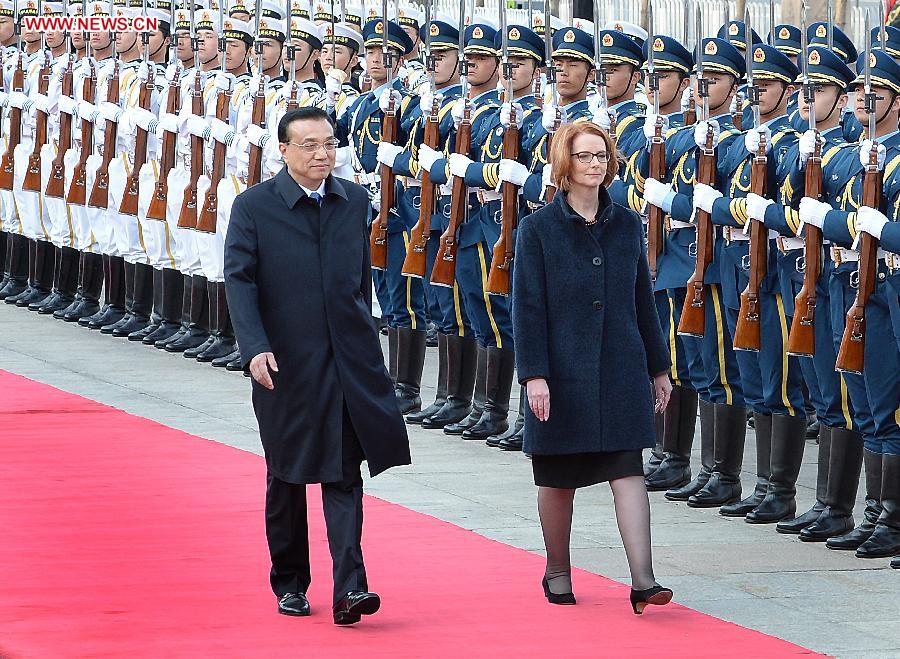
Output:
[807, 22, 862, 142]
[798, 49, 900, 559]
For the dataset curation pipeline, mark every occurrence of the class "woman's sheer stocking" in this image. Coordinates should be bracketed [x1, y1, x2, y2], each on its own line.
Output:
[537, 486, 576, 594]
[609, 475, 657, 591]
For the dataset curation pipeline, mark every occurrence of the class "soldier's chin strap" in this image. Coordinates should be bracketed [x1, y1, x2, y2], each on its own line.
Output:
[708, 80, 739, 117]
[760, 82, 791, 121]
[874, 90, 898, 126]
[660, 75, 688, 110]
[150, 37, 168, 60]
[606, 66, 639, 105]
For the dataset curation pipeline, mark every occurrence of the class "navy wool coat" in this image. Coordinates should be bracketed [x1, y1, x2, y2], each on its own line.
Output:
[224, 169, 411, 484]
[512, 188, 670, 456]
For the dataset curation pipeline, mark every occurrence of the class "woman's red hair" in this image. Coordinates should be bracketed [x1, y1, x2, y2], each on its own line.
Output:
[548, 121, 620, 191]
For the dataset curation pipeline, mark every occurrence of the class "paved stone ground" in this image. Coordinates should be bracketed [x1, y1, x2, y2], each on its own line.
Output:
[1, 303, 897, 657]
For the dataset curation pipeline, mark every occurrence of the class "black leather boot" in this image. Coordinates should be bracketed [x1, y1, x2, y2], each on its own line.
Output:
[443, 344, 487, 435]
[462, 347, 515, 440]
[496, 388, 525, 450]
[30, 246, 62, 311]
[721, 412, 773, 517]
[828, 448, 883, 550]
[667, 398, 716, 501]
[6, 238, 36, 304]
[0, 233, 28, 299]
[144, 268, 184, 344]
[406, 332, 449, 424]
[69, 252, 104, 323]
[645, 413, 665, 477]
[225, 350, 244, 371]
[129, 267, 164, 340]
[38, 246, 79, 314]
[423, 335, 478, 429]
[89, 256, 126, 329]
[646, 386, 698, 491]
[15, 240, 54, 307]
[745, 413, 810, 523]
[777, 424, 831, 532]
[198, 282, 237, 361]
[213, 348, 241, 367]
[157, 274, 192, 348]
[800, 427, 863, 541]
[394, 328, 427, 414]
[387, 326, 399, 383]
[167, 275, 211, 352]
[114, 262, 153, 337]
[104, 261, 136, 333]
[688, 403, 747, 508]
[856, 453, 900, 558]
[0, 230, 6, 288]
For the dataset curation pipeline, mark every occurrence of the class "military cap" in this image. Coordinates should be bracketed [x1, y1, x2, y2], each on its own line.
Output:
[852, 48, 900, 95]
[362, 17, 414, 55]
[289, 0, 310, 19]
[717, 20, 763, 52]
[551, 26, 595, 64]
[796, 45, 855, 88]
[18, 0, 39, 18]
[42, 1, 63, 15]
[603, 20, 647, 47]
[872, 25, 900, 58]
[223, 15, 254, 44]
[749, 43, 799, 83]
[323, 21, 363, 52]
[252, 0, 286, 39]
[807, 22, 857, 63]
[311, 0, 337, 24]
[290, 15, 322, 47]
[464, 22, 499, 57]
[0, 0, 14, 17]
[696, 37, 746, 79]
[343, 1, 362, 32]
[531, 11, 564, 37]
[497, 23, 543, 62]
[421, 18, 459, 52]
[769, 24, 801, 56]
[228, 0, 248, 16]
[397, 3, 423, 30]
[642, 34, 693, 74]
[597, 28, 643, 67]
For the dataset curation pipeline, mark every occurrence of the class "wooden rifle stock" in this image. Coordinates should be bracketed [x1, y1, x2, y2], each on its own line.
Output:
[119, 65, 155, 216]
[177, 70, 204, 229]
[24, 53, 52, 192]
[246, 74, 266, 187]
[0, 54, 25, 191]
[196, 84, 231, 233]
[430, 113, 472, 287]
[647, 117, 665, 281]
[401, 98, 440, 278]
[486, 110, 520, 296]
[67, 67, 96, 205]
[677, 125, 716, 337]
[370, 94, 397, 270]
[835, 149, 882, 374]
[787, 141, 823, 356]
[146, 69, 181, 220]
[46, 61, 75, 199]
[544, 132, 556, 202]
[683, 94, 697, 126]
[731, 93, 743, 131]
[88, 61, 120, 209]
[733, 139, 769, 352]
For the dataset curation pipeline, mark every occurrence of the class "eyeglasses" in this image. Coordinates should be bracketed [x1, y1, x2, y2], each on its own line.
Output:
[571, 151, 610, 164]
[287, 140, 340, 154]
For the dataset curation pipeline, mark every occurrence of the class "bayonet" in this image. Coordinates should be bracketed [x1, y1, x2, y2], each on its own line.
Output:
[329, 0, 336, 70]
[827, 0, 834, 50]
[423, 0, 432, 92]
[696, 3, 708, 121]
[769, 0, 776, 45]
[880, 0, 887, 49]
[865, 9, 875, 141]
[190, 0, 197, 69]
[648, 0, 658, 116]
[500, 0, 510, 102]
[381, 0, 391, 73]
[801, 3, 815, 132]
[217, 0, 225, 73]
[458, 0, 467, 98]
[723, 0, 730, 43]
[746, 7, 759, 129]
[593, 0, 605, 112]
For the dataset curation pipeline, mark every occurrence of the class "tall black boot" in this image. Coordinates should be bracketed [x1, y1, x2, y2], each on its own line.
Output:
[128, 267, 164, 340]
[104, 261, 136, 333]
[828, 449, 883, 550]
[14, 240, 53, 307]
[62, 252, 103, 321]
[387, 326, 399, 383]
[646, 386, 698, 490]
[185, 281, 219, 358]
[0, 233, 28, 299]
[462, 347, 515, 440]
[0, 229, 6, 288]
[667, 398, 716, 500]
[394, 327, 427, 414]
[157, 273, 192, 348]
[198, 282, 237, 361]
[406, 332, 449, 424]
[38, 246, 79, 314]
[644, 414, 665, 478]
[143, 268, 183, 344]
[720, 413, 773, 517]
[856, 453, 900, 558]
[800, 427, 863, 541]
[30, 246, 62, 311]
[745, 413, 809, 523]
[688, 403, 747, 508]
[81, 254, 111, 326]
[88, 256, 126, 329]
[166, 274, 211, 352]
[114, 263, 153, 336]
[495, 387, 525, 451]
[423, 335, 478, 429]
[444, 344, 487, 435]
[777, 424, 831, 532]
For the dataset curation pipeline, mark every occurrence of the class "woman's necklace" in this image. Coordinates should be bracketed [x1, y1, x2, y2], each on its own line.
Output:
[584, 216, 598, 226]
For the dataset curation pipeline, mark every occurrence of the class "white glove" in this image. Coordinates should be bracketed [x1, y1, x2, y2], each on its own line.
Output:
[247, 74, 266, 94]
[498, 159, 529, 187]
[98, 101, 121, 122]
[8, 91, 29, 109]
[185, 115, 210, 138]
[644, 178, 673, 210]
[542, 104, 566, 133]
[680, 87, 693, 113]
[692, 182, 722, 214]
[58, 95, 77, 115]
[449, 153, 473, 179]
[856, 206, 890, 240]
[131, 107, 156, 131]
[78, 56, 96, 79]
[370, 188, 381, 213]
[215, 71, 236, 92]
[418, 89, 442, 115]
[32, 93, 49, 114]
[694, 119, 720, 149]
[165, 62, 182, 83]
[744, 125, 772, 155]
[158, 112, 179, 133]
[798, 129, 820, 166]
[325, 72, 342, 107]
[643, 113, 668, 140]
[798, 196, 832, 231]
[80, 101, 98, 122]
[417, 143, 441, 172]
[500, 102, 524, 130]
[136, 60, 151, 82]
[376, 141, 403, 167]
[746, 192, 774, 222]
[542, 163, 553, 192]
[209, 117, 232, 143]
[859, 139, 887, 171]
[246, 124, 270, 147]
[334, 145, 353, 169]
[378, 88, 402, 113]
[0, 91, 7, 108]
[451, 98, 473, 128]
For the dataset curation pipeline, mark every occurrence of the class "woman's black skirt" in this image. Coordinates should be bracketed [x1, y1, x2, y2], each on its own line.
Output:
[532, 450, 643, 489]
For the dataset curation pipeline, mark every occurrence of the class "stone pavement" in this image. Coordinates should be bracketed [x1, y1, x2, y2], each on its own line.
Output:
[1, 303, 896, 657]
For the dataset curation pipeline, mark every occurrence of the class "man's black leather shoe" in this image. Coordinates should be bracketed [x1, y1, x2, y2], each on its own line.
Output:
[277, 592, 310, 617]
[333, 591, 380, 625]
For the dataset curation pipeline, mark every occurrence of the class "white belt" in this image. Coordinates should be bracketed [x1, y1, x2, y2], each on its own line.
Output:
[724, 226, 749, 241]
[478, 190, 501, 203]
[177, 153, 191, 169]
[439, 183, 452, 196]
[666, 218, 694, 230]
[832, 246, 900, 268]
[777, 236, 805, 252]
[405, 177, 421, 188]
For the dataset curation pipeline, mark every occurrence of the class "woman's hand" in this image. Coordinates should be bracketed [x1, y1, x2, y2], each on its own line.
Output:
[526, 378, 550, 422]
[653, 373, 672, 413]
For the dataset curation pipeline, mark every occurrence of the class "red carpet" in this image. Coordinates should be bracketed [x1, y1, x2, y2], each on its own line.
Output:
[0, 371, 820, 657]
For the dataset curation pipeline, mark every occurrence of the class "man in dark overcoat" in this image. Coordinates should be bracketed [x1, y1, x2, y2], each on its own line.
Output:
[224, 107, 411, 625]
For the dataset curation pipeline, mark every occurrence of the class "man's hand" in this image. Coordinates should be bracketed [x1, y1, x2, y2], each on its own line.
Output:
[250, 352, 279, 390]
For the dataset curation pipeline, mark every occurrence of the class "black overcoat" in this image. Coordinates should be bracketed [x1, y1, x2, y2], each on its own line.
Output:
[224, 169, 410, 484]
[512, 188, 671, 456]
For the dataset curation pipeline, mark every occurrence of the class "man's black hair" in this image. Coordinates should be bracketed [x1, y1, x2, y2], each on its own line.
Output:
[278, 107, 335, 143]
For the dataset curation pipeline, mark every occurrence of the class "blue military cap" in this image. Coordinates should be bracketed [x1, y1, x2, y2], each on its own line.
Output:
[769, 24, 802, 56]
[872, 25, 900, 58]
[363, 18, 414, 55]
[795, 45, 855, 88]
[552, 26, 595, 64]
[696, 37, 745, 79]
[717, 20, 763, 51]
[749, 44, 800, 83]
[852, 48, 900, 95]
[464, 23, 499, 56]
[595, 29, 643, 67]
[422, 19, 459, 52]
[808, 22, 857, 63]
[642, 34, 693, 74]
[496, 24, 543, 62]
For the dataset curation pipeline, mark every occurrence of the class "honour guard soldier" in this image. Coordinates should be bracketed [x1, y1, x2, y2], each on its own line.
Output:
[0, 0, 22, 299]
[807, 21, 862, 142]
[591, 27, 647, 160]
[396, 2, 427, 95]
[320, 21, 362, 128]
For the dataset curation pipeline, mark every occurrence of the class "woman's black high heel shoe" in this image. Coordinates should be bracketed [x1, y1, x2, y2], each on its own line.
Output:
[542, 576, 576, 605]
[630, 585, 673, 614]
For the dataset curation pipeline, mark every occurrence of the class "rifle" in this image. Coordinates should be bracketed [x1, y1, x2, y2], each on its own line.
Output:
[146, 0, 181, 220]
[177, 1, 203, 229]
[836, 9, 881, 374]
[196, 0, 229, 233]
[0, 16, 24, 191]
[119, 0, 153, 216]
[430, 0, 469, 288]
[401, 0, 436, 279]
[67, 47, 95, 205]
[46, 15, 75, 199]
[645, 0, 664, 282]
[787, 10, 821, 356]
[284, 0, 298, 111]
[542, 0, 558, 202]
[246, 0, 265, 187]
[24, 22, 51, 193]
[486, 1, 517, 296]
[733, 8, 767, 352]
[369, 0, 396, 271]
[678, 8, 715, 337]
[88, 1, 120, 210]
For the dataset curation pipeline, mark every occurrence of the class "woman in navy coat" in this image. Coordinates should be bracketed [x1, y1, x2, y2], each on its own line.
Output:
[512, 122, 674, 614]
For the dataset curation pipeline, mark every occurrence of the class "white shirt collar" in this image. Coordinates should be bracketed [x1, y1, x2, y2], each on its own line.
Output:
[298, 180, 326, 198]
